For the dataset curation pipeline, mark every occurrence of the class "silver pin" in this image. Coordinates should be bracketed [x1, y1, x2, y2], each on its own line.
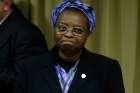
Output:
[81, 73, 86, 79]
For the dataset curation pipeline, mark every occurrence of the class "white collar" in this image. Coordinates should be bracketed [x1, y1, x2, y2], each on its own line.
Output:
[0, 9, 13, 26]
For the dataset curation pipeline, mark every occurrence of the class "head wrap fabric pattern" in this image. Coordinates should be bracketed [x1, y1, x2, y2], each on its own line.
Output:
[51, 0, 96, 33]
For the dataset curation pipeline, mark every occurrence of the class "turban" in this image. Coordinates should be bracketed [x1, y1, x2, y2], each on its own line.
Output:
[51, 0, 96, 33]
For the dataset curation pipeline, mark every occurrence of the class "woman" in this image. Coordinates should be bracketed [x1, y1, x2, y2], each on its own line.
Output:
[15, 0, 125, 93]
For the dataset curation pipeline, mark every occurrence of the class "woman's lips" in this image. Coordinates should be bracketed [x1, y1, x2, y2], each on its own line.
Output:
[62, 41, 73, 44]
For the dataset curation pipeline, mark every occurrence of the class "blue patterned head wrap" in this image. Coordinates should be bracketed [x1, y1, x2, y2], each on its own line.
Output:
[51, 0, 96, 33]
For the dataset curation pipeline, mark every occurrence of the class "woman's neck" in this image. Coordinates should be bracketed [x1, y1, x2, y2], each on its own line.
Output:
[58, 49, 82, 62]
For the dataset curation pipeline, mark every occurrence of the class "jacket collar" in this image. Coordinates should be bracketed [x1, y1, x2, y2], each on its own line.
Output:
[0, 6, 26, 48]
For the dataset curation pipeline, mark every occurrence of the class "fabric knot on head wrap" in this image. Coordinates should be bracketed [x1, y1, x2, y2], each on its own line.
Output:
[51, 0, 96, 33]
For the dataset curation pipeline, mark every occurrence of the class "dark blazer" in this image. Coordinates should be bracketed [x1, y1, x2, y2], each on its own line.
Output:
[15, 47, 125, 93]
[0, 5, 48, 93]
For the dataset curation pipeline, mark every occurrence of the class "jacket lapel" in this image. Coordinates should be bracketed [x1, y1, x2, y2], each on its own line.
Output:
[40, 52, 63, 93]
[42, 65, 62, 93]
[68, 61, 92, 93]
[68, 48, 96, 93]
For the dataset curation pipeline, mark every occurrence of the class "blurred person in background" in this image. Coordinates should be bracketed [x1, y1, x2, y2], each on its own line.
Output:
[0, 0, 48, 93]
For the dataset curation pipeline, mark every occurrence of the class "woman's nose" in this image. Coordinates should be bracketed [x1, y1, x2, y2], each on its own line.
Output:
[64, 28, 74, 37]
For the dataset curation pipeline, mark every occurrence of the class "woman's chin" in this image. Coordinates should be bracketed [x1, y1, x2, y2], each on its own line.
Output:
[59, 43, 75, 51]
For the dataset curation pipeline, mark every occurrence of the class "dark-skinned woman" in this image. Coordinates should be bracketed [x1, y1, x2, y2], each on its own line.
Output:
[15, 0, 125, 93]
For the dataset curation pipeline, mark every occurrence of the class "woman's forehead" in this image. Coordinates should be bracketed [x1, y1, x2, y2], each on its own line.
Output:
[57, 10, 88, 27]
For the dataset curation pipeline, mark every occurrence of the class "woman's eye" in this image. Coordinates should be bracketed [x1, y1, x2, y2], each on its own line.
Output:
[73, 28, 83, 34]
[58, 25, 67, 32]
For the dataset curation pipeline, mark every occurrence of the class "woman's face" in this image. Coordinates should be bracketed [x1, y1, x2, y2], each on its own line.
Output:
[55, 9, 89, 51]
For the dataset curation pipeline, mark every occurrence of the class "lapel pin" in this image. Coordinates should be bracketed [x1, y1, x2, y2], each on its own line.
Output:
[81, 73, 86, 79]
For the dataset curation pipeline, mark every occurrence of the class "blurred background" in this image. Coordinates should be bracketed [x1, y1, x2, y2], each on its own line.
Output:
[13, 0, 140, 93]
